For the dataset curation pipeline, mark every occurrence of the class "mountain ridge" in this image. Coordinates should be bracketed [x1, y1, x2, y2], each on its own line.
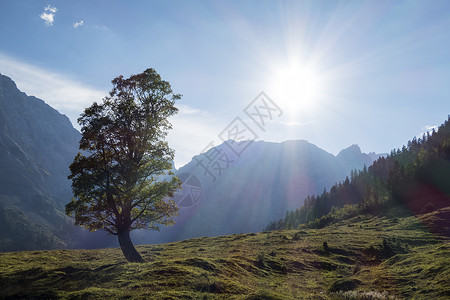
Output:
[137, 138, 385, 244]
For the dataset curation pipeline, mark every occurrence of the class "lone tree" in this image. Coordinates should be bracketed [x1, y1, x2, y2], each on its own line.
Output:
[66, 68, 181, 263]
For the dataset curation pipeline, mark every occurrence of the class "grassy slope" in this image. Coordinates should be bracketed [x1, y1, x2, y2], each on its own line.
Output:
[0, 208, 449, 299]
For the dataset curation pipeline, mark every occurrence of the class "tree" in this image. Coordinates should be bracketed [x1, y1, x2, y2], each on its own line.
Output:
[66, 68, 182, 263]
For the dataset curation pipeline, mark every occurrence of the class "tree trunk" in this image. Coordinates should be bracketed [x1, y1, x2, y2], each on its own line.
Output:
[118, 228, 143, 263]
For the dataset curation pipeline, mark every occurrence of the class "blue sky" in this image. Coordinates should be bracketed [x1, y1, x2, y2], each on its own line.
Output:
[1, 0, 449, 167]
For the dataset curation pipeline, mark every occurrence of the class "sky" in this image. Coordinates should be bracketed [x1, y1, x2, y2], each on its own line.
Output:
[0, 0, 449, 168]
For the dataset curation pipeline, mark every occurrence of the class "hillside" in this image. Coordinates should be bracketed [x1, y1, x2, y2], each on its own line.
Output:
[0, 73, 79, 251]
[0, 207, 449, 299]
[267, 116, 450, 232]
[0, 73, 114, 252]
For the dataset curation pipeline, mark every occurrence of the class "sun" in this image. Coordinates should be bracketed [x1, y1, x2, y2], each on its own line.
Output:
[268, 62, 323, 115]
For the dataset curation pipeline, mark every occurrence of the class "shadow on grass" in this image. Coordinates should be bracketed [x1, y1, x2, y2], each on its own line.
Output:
[0, 263, 123, 298]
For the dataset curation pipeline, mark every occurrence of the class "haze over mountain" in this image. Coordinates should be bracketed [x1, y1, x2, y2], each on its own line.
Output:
[0, 73, 385, 250]
[137, 140, 385, 244]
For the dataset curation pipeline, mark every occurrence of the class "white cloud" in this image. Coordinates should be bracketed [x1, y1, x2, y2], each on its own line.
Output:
[176, 104, 207, 115]
[40, 5, 58, 26]
[74, 21, 84, 28]
[45, 5, 57, 13]
[277, 120, 312, 127]
[424, 125, 438, 132]
[417, 125, 438, 139]
[0, 53, 106, 128]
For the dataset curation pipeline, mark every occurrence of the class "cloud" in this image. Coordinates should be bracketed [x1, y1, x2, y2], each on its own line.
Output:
[91, 24, 109, 31]
[417, 125, 438, 139]
[0, 53, 106, 128]
[423, 125, 438, 132]
[167, 105, 222, 168]
[0, 53, 220, 168]
[176, 104, 207, 115]
[40, 5, 57, 26]
[277, 120, 313, 127]
[74, 21, 84, 28]
[45, 5, 57, 13]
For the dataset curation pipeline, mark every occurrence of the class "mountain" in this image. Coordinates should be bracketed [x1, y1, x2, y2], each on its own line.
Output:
[337, 144, 389, 173]
[137, 139, 384, 244]
[337, 144, 377, 172]
[0, 73, 113, 251]
[0, 73, 383, 250]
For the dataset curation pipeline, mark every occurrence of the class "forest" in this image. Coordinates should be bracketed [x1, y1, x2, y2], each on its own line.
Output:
[266, 116, 450, 232]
